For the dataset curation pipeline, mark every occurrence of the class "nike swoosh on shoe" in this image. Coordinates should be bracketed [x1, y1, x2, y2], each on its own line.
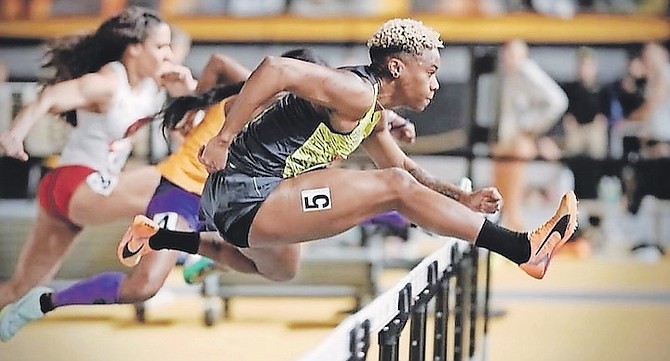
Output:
[534, 214, 570, 256]
[122, 243, 144, 259]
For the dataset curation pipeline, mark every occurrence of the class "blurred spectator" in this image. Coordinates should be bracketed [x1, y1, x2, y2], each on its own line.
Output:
[628, 42, 670, 158]
[561, 47, 610, 253]
[562, 47, 608, 160]
[619, 42, 670, 254]
[490, 39, 568, 230]
[603, 52, 647, 159]
[612, 53, 648, 121]
[0, 61, 10, 132]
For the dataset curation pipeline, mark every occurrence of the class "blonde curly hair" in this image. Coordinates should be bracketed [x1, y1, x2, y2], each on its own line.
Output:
[367, 18, 443, 55]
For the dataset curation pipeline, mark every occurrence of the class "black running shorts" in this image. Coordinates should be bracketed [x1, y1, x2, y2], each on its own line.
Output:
[199, 168, 282, 248]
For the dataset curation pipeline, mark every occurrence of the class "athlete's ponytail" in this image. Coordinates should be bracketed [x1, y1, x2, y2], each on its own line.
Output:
[161, 81, 244, 132]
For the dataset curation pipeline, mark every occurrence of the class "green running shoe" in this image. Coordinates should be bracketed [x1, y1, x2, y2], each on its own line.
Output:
[182, 256, 216, 285]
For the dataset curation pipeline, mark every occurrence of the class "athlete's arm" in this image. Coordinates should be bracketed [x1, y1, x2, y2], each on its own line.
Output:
[196, 53, 251, 93]
[199, 56, 375, 172]
[362, 125, 467, 202]
[0, 69, 115, 160]
[158, 62, 198, 97]
[362, 123, 501, 213]
[214, 56, 373, 145]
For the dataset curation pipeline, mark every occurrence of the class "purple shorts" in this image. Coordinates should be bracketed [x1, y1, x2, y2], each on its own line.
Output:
[146, 177, 202, 231]
[362, 211, 408, 229]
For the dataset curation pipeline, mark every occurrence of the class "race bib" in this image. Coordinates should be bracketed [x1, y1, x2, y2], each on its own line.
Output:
[85, 171, 118, 197]
[152, 212, 179, 230]
[301, 187, 332, 212]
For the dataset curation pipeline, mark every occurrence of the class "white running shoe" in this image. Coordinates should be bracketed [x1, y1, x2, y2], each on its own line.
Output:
[0, 286, 52, 341]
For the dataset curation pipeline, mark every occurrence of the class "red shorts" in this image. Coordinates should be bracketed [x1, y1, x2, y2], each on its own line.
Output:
[37, 165, 95, 229]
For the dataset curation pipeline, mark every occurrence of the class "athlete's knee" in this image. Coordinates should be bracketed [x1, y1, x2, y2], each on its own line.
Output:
[122, 272, 167, 301]
[123, 283, 162, 302]
[256, 260, 299, 282]
[378, 167, 419, 198]
[260, 264, 298, 282]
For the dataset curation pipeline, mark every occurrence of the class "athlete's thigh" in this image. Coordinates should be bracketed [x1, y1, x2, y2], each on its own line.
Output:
[249, 167, 397, 246]
[69, 166, 161, 225]
[239, 244, 302, 281]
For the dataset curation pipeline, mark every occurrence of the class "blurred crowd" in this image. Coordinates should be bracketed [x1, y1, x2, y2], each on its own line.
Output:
[483, 39, 670, 257]
[1, 0, 668, 19]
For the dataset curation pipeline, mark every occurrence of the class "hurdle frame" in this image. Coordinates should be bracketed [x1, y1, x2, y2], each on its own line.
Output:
[300, 239, 490, 361]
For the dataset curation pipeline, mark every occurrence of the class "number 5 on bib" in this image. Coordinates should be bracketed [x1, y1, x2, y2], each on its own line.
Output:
[301, 187, 332, 212]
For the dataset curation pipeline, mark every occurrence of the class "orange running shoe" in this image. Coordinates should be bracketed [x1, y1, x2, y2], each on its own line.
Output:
[117, 215, 159, 267]
[520, 191, 578, 279]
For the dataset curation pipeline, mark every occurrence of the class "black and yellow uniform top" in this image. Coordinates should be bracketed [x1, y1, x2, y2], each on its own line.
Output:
[227, 66, 383, 179]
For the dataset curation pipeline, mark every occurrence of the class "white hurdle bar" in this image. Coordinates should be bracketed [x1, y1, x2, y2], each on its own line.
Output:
[299, 237, 490, 361]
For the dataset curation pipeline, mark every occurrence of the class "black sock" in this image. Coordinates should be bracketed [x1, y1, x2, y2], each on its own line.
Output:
[475, 219, 530, 264]
[40, 293, 55, 314]
[148, 228, 201, 254]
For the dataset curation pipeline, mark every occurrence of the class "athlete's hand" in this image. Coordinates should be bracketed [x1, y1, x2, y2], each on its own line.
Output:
[0, 131, 28, 161]
[199, 137, 229, 173]
[158, 63, 197, 97]
[390, 119, 416, 144]
[463, 187, 502, 214]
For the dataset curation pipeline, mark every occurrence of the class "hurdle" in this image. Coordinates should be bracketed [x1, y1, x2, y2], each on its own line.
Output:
[299, 238, 491, 361]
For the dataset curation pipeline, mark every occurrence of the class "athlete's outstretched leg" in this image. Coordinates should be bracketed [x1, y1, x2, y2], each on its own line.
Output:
[246, 167, 576, 279]
[0, 209, 79, 309]
[121, 167, 576, 280]
[249, 167, 486, 245]
[2, 216, 183, 341]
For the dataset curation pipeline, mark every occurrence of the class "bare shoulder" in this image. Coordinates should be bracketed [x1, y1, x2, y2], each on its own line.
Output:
[332, 67, 372, 88]
[94, 63, 123, 86]
[326, 67, 376, 113]
[77, 64, 120, 97]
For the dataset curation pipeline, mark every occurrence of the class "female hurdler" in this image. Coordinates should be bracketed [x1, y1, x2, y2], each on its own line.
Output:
[0, 6, 195, 329]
